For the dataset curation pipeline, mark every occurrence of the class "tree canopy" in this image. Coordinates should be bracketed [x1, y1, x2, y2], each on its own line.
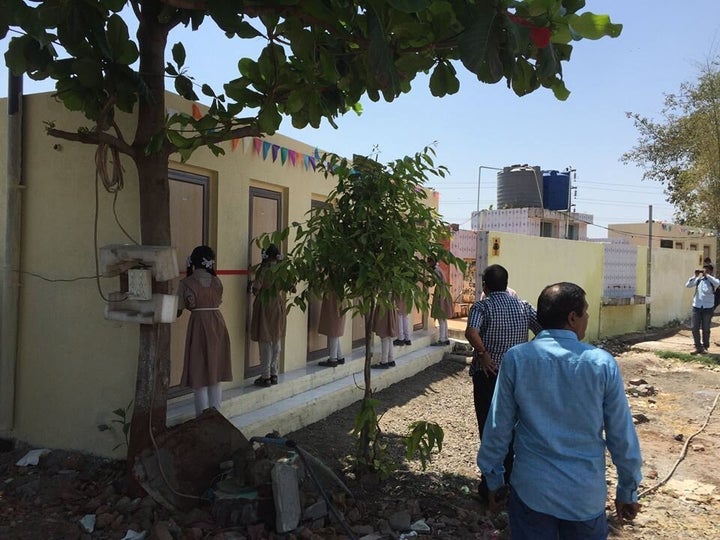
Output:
[622, 58, 720, 228]
[2, 0, 622, 162]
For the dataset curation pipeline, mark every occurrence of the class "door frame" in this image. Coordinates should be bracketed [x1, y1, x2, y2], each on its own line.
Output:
[168, 169, 210, 398]
[245, 187, 283, 378]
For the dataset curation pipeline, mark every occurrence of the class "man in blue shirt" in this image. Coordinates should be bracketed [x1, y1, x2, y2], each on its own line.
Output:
[477, 282, 642, 540]
[685, 263, 720, 353]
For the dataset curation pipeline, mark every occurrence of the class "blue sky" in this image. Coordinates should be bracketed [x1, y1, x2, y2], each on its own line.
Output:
[2, 1, 719, 237]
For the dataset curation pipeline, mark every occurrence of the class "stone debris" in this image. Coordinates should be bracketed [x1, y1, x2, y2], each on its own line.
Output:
[627, 384, 656, 397]
[78, 514, 95, 533]
[15, 448, 51, 466]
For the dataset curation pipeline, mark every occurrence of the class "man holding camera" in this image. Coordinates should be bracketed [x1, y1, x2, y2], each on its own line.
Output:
[685, 263, 720, 353]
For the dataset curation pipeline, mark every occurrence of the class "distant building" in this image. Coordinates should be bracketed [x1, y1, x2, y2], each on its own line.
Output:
[608, 221, 718, 266]
[471, 207, 591, 240]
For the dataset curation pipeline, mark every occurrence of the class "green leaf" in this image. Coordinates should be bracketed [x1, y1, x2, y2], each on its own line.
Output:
[145, 131, 165, 155]
[367, 10, 401, 100]
[73, 58, 103, 88]
[285, 90, 306, 114]
[429, 61, 459, 97]
[55, 79, 85, 111]
[257, 103, 281, 134]
[174, 75, 198, 100]
[237, 58, 260, 80]
[106, 13, 137, 64]
[172, 42, 186, 69]
[457, 6, 496, 75]
[167, 130, 193, 149]
[257, 43, 286, 83]
[235, 20, 262, 39]
[568, 13, 622, 40]
[536, 46, 558, 80]
[548, 77, 570, 100]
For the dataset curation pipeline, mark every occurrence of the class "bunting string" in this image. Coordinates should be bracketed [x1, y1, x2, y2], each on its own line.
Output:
[244, 137, 323, 171]
[188, 102, 324, 170]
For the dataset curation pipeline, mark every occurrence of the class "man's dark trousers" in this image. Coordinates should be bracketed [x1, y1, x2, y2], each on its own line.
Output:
[473, 370, 514, 500]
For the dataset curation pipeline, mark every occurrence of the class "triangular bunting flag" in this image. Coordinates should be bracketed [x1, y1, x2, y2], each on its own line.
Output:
[303, 155, 310, 170]
[243, 137, 253, 154]
[289, 150, 297, 166]
[314, 147, 321, 160]
[191, 103, 202, 120]
[231, 138, 239, 151]
[309, 156, 317, 171]
[271, 144, 280, 162]
[262, 141, 271, 160]
[280, 147, 288, 165]
[253, 138, 262, 155]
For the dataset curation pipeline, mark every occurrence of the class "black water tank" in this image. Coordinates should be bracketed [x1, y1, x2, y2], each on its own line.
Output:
[496, 165, 543, 208]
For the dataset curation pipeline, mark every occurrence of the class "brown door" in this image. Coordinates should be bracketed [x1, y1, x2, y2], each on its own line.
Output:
[246, 187, 282, 378]
[168, 170, 209, 392]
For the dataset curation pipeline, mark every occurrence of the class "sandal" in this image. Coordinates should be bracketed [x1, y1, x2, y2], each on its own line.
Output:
[254, 377, 272, 388]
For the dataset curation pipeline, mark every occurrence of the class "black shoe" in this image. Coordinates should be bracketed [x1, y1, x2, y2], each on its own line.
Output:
[443, 340, 451, 345]
[404, 340, 412, 346]
[318, 359, 338, 367]
[371, 363, 390, 369]
[393, 339, 405, 346]
[336, 357, 345, 365]
[477, 478, 489, 504]
[431, 341, 446, 346]
[254, 377, 272, 387]
[387, 360, 396, 367]
[270, 375, 278, 385]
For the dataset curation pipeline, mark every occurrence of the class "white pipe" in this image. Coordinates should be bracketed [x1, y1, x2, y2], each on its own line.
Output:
[0, 74, 23, 432]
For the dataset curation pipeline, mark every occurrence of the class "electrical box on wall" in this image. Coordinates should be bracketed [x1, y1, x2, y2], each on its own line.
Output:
[99, 244, 179, 324]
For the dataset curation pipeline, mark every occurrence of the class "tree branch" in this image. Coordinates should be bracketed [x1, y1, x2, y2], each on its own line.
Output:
[46, 128, 136, 158]
[178, 125, 263, 151]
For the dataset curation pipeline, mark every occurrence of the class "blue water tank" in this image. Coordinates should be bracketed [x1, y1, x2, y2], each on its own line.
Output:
[542, 170, 571, 210]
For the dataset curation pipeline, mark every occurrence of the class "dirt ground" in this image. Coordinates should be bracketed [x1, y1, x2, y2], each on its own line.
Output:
[1, 324, 719, 539]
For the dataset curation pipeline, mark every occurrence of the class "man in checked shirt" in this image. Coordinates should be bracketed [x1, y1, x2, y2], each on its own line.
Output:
[465, 264, 542, 503]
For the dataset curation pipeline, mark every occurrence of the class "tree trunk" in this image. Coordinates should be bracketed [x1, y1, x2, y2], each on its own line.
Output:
[125, 1, 173, 495]
[125, 152, 172, 495]
[358, 303, 376, 466]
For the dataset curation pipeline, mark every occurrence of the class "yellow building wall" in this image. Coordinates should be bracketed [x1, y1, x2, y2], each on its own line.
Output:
[4, 92, 345, 456]
[476, 232, 699, 341]
[478, 232, 605, 340]
[9, 95, 142, 454]
[649, 246, 698, 327]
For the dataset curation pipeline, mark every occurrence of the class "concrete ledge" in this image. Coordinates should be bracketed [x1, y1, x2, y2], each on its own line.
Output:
[229, 344, 448, 439]
[166, 330, 453, 433]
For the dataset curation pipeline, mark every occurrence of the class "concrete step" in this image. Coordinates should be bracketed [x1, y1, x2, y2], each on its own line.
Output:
[167, 329, 466, 439]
